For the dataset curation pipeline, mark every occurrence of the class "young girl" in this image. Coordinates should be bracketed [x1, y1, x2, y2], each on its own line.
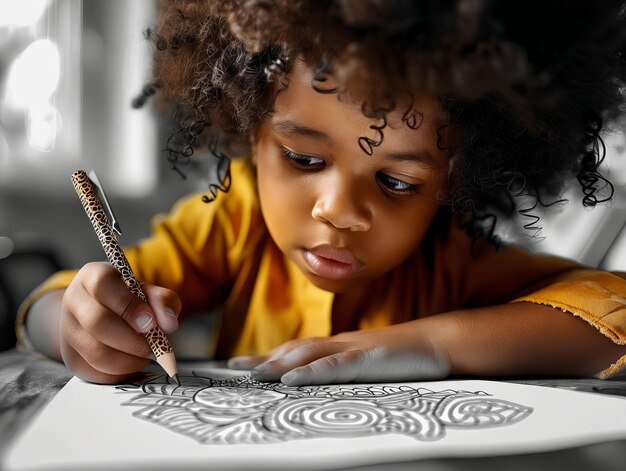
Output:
[19, 0, 626, 385]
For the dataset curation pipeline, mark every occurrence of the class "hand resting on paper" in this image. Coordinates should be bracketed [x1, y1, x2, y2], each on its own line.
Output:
[31, 262, 182, 384]
[227, 324, 451, 386]
[227, 301, 626, 386]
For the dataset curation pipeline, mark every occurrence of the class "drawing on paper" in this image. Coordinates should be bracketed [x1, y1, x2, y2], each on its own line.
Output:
[116, 374, 533, 444]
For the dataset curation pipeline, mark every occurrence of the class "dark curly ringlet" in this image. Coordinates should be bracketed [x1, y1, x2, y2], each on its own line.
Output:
[138, 0, 626, 240]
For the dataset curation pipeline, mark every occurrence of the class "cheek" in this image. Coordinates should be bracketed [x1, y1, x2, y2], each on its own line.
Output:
[255, 152, 309, 246]
[367, 181, 443, 271]
[371, 204, 438, 266]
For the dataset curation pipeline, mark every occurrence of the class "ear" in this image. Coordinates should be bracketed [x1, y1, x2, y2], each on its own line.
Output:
[438, 154, 460, 203]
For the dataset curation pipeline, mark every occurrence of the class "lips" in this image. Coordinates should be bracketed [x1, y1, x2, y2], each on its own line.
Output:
[302, 245, 365, 280]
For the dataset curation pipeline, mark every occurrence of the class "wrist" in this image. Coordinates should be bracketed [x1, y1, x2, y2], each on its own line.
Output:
[409, 314, 460, 376]
[18, 289, 64, 361]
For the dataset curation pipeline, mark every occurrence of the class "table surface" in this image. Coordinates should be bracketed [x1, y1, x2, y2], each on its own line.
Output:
[1, 348, 626, 471]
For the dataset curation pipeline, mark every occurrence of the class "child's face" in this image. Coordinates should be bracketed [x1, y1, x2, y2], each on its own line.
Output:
[254, 60, 453, 294]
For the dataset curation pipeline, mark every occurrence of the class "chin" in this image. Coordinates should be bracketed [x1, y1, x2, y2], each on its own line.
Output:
[304, 272, 357, 294]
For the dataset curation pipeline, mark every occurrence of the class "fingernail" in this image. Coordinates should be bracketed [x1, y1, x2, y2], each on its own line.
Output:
[228, 357, 247, 369]
[251, 363, 269, 378]
[281, 371, 298, 385]
[164, 308, 177, 318]
[136, 312, 153, 331]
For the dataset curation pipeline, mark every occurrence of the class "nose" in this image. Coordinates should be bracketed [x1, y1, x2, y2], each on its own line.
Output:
[311, 178, 372, 232]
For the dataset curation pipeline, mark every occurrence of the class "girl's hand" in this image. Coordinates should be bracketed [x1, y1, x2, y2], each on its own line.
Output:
[59, 262, 181, 384]
[227, 324, 450, 386]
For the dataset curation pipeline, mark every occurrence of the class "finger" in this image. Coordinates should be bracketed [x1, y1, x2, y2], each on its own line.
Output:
[280, 350, 367, 386]
[268, 337, 329, 360]
[60, 341, 143, 385]
[227, 354, 269, 370]
[283, 348, 451, 385]
[228, 337, 328, 370]
[78, 262, 158, 333]
[362, 348, 450, 382]
[352, 348, 450, 382]
[142, 283, 181, 334]
[66, 287, 153, 358]
[62, 314, 150, 376]
[251, 341, 350, 381]
[263, 338, 322, 361]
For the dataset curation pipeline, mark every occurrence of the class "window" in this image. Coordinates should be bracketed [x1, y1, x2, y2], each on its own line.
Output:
[0, 0, 158, 197]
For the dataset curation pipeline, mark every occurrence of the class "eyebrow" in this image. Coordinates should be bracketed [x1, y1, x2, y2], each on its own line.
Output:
[272, 119, 437, 167]
[384, 152, 436, 167]
[271, 120, 333, 146]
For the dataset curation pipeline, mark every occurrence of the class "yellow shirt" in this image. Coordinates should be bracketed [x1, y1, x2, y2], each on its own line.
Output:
[22, 159, 626, 377]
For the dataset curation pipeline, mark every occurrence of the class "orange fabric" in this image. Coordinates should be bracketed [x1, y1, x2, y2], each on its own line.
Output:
[23, 159, 626, 377]
[512, 271, 626, 378]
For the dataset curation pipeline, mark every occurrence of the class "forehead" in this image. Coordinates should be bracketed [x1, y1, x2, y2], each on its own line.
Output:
[269, 59, 453, 159]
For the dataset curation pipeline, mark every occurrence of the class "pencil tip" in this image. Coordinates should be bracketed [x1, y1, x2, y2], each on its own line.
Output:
[171, 374, 181, 386]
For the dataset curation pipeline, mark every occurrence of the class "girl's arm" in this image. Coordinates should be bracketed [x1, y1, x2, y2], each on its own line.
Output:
[230, 300, 626, 386]
[230, 219, 626, 385]
[24, 289, 65, 361]
[432, 300, 626, 377]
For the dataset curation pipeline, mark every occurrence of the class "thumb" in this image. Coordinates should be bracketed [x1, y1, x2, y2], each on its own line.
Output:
[140, 283, 181, 334]
[355, 347, 450, 382]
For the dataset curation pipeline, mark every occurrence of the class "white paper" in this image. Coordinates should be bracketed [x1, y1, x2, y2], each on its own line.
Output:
[5, 367, 626, 471]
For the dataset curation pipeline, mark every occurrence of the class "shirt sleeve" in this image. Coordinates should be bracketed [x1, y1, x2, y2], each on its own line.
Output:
[121, 161, 264, 315]
[512, 271, 626, 378]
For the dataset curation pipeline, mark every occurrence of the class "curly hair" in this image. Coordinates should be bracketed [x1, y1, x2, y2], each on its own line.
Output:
[138, 0, 626, 238]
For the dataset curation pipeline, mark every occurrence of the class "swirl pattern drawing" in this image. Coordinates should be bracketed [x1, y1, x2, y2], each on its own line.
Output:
[116, 374, 533, 445]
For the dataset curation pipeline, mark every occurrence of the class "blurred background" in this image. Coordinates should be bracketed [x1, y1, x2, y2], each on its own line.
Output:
[0, 0, 206, 351]
[0, 0, 625, 352]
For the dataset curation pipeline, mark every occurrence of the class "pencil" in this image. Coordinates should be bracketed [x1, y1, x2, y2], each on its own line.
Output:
[71, 170, 180, 385]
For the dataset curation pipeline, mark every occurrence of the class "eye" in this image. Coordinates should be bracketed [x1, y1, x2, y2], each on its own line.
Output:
[376, 172, 420, 195]
[281, 148, 325, 169]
